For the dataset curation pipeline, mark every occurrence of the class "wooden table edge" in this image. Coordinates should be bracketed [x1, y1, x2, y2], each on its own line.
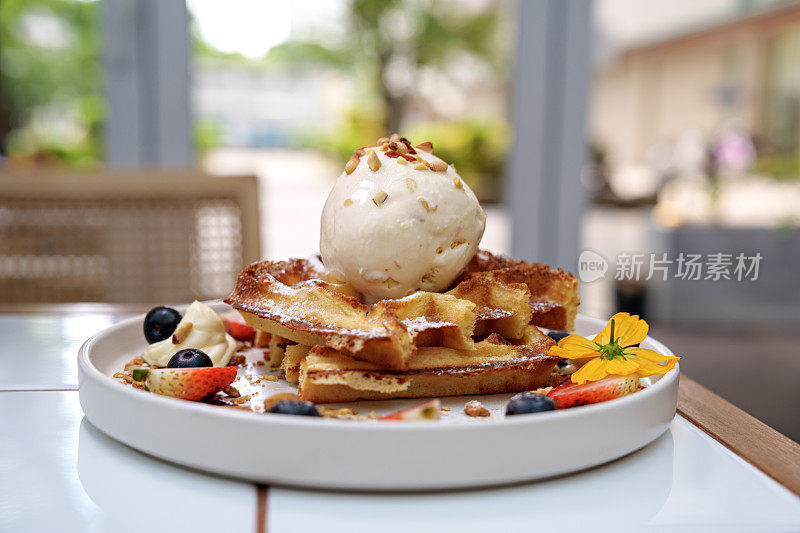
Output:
[678, 375, 800, 497]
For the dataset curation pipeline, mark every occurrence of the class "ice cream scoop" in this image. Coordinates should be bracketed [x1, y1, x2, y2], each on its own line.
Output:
[320, 137, 486, 302]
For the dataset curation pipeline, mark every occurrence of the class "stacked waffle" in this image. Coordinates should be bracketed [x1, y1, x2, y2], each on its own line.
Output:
[225, 250, 580, 403]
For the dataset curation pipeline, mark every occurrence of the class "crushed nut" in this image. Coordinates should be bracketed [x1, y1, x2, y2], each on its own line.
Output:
[414, 162, 428, 171]
[436, 246, 443, 254]
[377, 137, 389, 145]
[368, 151, 381, 171]
[369, 410, 377, 419]
[261, 375, 278, 382]
[397, 157, 407, 166]
[441, 405, 451, 411]
[390, 133, 400, 142]
[320, 406, 358, 418]
[404, 178, 417, 191]
[264, 392, 300, 411]
[415, 141, 433, 153]
[343, 198, 353, 206]
[228, 354, 246, 366]
[395, 142, 408, 155]
[430, 160, 448, 172]
[453, 176, 464, 189]
[345, 157, 358, 174]
[354, 148, 366, 157]
[373, 190, 388, 206]
[419, 198, 431, 212]
[224, 385, 241, 398]
[531, 386, 554, 396]
[464, 400, 491, 417]
[171, 321, 193, 344]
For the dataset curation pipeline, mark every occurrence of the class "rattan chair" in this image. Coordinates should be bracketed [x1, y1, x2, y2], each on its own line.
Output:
[0, 170, 260, 304]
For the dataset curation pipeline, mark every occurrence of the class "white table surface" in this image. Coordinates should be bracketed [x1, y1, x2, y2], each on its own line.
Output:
[2, 311, 799, 533]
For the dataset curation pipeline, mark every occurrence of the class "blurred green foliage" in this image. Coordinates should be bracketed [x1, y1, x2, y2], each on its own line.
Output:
[753, 154, 800, 181]
[0, 0, 103, 167]
[269, 0, 511, 200]
[300, 113, 510, 202]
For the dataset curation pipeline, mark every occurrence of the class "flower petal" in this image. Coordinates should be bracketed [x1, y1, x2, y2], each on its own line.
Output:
[627, 347, 680, 364]
[571, 357, 610, 384]
[548, 334, 600, 360]
[628, 355, 678, 378]
[604, 356, 640, 376]
[593, 312, 649, 346]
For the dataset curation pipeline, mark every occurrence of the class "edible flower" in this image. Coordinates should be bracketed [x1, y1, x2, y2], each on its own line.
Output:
[548, 312, 680, 385]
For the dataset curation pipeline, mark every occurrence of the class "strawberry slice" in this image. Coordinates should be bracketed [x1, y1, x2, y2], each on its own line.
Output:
[547, 376, 639, 409]
[380, 399, 441, 421]
[134, 366, 238, 401]
[221, 313, 256, 342]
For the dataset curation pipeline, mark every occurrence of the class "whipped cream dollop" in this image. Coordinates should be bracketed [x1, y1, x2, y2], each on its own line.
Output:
[143, 301, 237, 367]
[320, 140, 485, 302]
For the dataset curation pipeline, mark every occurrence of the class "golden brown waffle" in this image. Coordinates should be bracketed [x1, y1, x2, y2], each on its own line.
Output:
[298, 328, 558, 403]
[456, 250, 580, 331]
[226, 259, 480, 370]
[225, 251, 578, 371]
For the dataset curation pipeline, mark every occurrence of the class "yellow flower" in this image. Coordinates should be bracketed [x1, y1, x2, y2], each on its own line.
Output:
[548, 312, 680, 385]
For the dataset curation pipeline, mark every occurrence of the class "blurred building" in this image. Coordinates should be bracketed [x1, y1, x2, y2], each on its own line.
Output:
[591, 1, 800, 167]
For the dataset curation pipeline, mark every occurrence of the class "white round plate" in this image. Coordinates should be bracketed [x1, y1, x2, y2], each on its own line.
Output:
[78, 303, 679, 491]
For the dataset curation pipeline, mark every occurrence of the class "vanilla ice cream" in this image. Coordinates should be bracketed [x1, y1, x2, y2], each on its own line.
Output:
[143, 301, 237, 367]
[320, 137, 486, 301]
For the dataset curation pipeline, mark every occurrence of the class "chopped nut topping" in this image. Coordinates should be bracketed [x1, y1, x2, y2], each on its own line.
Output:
[441, 405, 451, 411]
[320, 406, 358, 418]
[264, 392, 299, 411]
[464, 400, 490, 417]
[369, 410, 377, 419]
[415, 141, 433, 153]
[368, 151, 381, 171]
[343, 198, 353, 206]
[430, 160, 448, 172]
[413, 162, 428, 171]
[397, 157, 407, 166]
[377, 137, 389, 145]
[395, 142, 408, 155]
[436, 246, 443, 254]
[390, 133, 400, 142]
[224, 385, 241, 398]
[345, 157, 358, 174]
[419, 198, 431, 212]
[453, 176, 464, 189]
[531, 386, 554, 396]
[373, 190, 388, 205]
[171, 321, 193, 344]
[404, 178, 417, 191]
[380, 143, 389, 152]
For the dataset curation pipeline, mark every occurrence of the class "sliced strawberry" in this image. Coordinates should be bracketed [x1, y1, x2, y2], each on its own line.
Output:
[547, 376, 639, 409]
[221, 313, 256, 342]
[136, 366, 238, 401]
[380, 399, 441, 421]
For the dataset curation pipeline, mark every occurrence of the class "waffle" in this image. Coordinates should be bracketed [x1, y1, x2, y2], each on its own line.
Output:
[226, 260, 481, 370]
[457, 250, 580, 331]
[225, 251, 578, 371]
[298, 328, 558, 403]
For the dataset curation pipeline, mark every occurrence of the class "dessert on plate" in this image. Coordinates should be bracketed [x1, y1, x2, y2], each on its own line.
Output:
[116, 134, 677, 420]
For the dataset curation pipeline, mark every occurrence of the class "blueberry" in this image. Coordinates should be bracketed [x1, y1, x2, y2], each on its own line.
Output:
[268, 400, 321, 417]
[144, 306, 182, 343]
[167, 349, 213, 368]
[547, 330, 570, 342]
[506, 392, 556, 416]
